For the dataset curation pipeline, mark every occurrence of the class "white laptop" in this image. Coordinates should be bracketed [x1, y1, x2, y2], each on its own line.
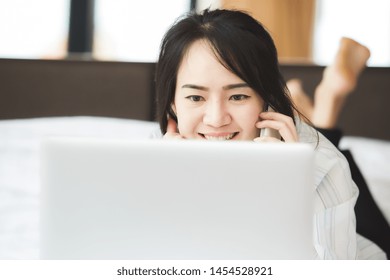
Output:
[40, 137, 316, 259]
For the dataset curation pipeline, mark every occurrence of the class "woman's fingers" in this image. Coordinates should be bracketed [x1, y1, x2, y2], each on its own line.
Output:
[256, 111, 298, 143]
[164, 118, 185, 139]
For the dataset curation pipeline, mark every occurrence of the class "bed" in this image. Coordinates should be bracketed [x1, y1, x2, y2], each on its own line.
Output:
[0, 58, 389, 259]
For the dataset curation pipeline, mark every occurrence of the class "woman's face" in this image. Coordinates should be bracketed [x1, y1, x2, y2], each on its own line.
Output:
[173, 40, 265, 141]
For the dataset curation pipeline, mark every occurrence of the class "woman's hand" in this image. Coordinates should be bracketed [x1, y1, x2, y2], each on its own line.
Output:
[254, 111, 298, 143]
[163, 118, 185, 140]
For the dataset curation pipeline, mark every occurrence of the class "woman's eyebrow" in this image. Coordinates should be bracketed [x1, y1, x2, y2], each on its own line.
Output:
[181, 84, 208, 91]
[181, 83, 249, 91]
[222, 83, 249, 90]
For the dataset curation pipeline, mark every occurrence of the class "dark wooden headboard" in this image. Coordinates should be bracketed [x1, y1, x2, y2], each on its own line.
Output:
[1, 58, 389, 141]
[0, 58, 156, 121]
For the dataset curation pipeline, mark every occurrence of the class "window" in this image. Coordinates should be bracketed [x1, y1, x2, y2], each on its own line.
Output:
[313, 0, 390, 66]
[93, 0, 191, 62]
[0, 0, 70, 59]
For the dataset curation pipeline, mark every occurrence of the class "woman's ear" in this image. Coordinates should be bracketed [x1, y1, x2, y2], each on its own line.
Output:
[171, 103, 177, 114]
[168, 103, 178, 123]
[170, 103, 178, 120]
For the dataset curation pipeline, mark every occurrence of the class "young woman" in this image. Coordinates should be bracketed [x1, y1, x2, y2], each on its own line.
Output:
[154, 8, 386, 259]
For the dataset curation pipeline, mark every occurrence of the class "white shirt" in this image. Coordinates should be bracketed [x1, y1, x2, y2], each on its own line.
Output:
[296, 118, 386, 259]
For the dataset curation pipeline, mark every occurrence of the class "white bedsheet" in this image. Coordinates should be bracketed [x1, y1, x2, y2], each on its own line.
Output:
[0, 117, 389, 259]
[340, 137, 390, 225]
[0, 117, 158, 259]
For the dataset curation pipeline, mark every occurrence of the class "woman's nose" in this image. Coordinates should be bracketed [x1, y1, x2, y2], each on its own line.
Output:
[203, 101, 231, 127]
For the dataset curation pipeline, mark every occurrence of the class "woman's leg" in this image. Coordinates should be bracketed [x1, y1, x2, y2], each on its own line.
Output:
[311, 37, 370, 129]
[288, 37, 370, 130]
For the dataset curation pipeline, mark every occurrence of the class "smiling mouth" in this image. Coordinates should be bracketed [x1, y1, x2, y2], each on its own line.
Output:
[199, 132, 239, 141]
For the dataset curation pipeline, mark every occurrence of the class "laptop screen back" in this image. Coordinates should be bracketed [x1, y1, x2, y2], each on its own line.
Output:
[40, 138, 315, 259]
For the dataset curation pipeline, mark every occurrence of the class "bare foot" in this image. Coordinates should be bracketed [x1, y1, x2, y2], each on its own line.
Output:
[319, 37, 370, 95]
[287, 79, 313, 120]
[312, 37, 370, 128]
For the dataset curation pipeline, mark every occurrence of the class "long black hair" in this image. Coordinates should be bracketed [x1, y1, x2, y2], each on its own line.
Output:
[155, 8, 297, 133]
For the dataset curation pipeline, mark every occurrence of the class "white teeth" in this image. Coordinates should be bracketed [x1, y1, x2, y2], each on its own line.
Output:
[204, 133, 235, 141]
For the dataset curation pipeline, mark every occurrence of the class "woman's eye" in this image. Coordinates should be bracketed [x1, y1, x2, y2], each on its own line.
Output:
[230, 94, 249, 101]
[186, 95, 203, 102]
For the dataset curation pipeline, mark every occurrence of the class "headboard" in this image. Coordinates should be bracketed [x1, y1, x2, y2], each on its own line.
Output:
[1, 58, 389, 141]
[0, 58, 156, 121]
